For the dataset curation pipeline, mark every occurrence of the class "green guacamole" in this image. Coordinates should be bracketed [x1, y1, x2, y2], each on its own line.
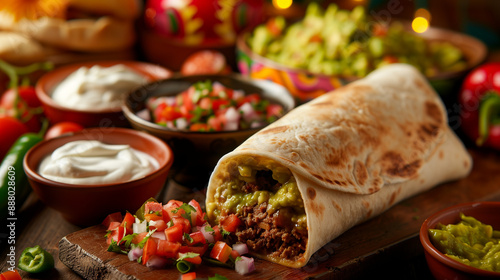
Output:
[429, 213, 500, 272]
[207, 158, 307, 230]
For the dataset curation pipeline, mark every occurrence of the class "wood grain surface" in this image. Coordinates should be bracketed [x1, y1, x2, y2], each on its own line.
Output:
[52, 148, 500, 280]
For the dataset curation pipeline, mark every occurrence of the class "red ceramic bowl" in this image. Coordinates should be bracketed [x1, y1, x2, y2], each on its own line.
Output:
[420, 201, 500, 280]
[23, 128, 174, 226]
[35, 60, 172, 128]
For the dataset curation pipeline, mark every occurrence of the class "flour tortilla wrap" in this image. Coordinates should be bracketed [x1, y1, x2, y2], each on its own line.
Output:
[205, 64, 472, 268]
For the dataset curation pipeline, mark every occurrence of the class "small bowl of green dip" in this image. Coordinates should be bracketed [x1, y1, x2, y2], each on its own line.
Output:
[420, 201, 500, 280]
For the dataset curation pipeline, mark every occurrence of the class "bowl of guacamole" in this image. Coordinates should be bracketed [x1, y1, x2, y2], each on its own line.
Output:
[420, 201, 500, 280]
[237, 2, 487, 103]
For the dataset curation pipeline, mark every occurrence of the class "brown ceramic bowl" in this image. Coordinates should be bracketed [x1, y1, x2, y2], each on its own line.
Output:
[122, 73, 295, 187]
[35, 60, 172, 128]
[24, 128, 174, 226]
[420, 201, 500, 280]
[237, 22, 487, 103]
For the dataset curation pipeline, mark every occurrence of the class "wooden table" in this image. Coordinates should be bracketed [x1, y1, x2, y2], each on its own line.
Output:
[1, 147, 500, 280]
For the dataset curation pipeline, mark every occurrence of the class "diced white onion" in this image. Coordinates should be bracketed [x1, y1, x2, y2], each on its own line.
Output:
[175, 118, 189, 130]
[146, 255, 169, 269]
[239, 102, 258, 122]
[235, 256, 255, 275]
[200, 223, 215, 243]
[151, 231, 166, 240]
[232, 90, 245, 101]
[232, 243, 249, 255]
[133, 220, 147, 234]
[223, 107, 239, 131]
[128, 247, 143, 261]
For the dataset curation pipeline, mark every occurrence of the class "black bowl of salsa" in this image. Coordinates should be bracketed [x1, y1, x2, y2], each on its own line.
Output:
[123, 73, 295, 188]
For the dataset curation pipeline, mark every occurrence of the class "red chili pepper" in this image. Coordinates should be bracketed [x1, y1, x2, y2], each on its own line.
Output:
[459, 62, 500, 150]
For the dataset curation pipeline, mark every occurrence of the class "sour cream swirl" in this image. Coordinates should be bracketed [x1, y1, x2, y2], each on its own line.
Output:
[51, 64, 148, 110]
[38, 140, 158, 185]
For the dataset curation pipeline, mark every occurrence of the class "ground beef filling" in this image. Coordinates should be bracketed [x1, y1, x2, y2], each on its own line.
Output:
[225, 170, 307, 261]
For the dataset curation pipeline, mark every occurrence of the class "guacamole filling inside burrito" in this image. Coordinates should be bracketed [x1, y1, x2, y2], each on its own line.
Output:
[206, 156, 307, 264]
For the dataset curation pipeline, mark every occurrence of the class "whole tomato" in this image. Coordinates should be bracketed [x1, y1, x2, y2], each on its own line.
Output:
[0, 116, 29, 160]
[44, 121, 84, 140]
[0, 86, 43, 132]
[180, 50, 231, 75]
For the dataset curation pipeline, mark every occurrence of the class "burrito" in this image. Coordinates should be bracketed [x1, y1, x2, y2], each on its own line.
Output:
[205, 64, 472, 268]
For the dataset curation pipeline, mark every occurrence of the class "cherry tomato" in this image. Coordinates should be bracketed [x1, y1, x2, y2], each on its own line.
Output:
[0, 116, 29, 160]
[1, 86, 41, 108]
[44, 122, 84, 140]
[180, 50, 231, 75]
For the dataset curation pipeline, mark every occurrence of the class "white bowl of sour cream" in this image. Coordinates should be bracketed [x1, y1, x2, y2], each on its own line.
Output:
[36, 60, 171, 128]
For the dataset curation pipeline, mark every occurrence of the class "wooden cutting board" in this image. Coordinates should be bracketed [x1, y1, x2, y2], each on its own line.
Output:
[58, 149, 500, 280]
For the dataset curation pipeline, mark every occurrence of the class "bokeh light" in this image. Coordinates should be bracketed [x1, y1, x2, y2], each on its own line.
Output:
[273, 0, 293, 10]
[412, 17, 429, 33]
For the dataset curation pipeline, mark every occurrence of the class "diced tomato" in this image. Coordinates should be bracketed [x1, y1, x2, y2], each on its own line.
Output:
[142, 237, 157, 265]
[199, 97, 212, 110]
[207, 116, 223, 131]
[188, 199, 206, 226]
[221, 214, 242, 233]
[183, 255, 202, 265]
[181, 272, 197, 280]
[120, 212, 135, 231]
[210, 241, 232, 263]
[149, 219, 167, 231]
[187, 231, 206, 246]
[266, 104, 283, 119]
[132, 232, 148, 245]
[102, 212, 123, 227]
[144, 201, 163, 215]
[230, 249, 240, 260]
[144, 213, 163, 222]
[266, 17, 283, 36]
[106, 226, 126, 245]
[211, 98, 231, 112]
[189, 123, 210, 131]
[309, 34, 322, 43]
[211, 225, 223, 242]
[172, 217, 191, 234]
[157, 106, 183, 122]
[0, 270, 22, 280]
[165, 224, 184, 243]
[179, 244, 209, 256]
[153, 103, 167, 121]
[237, 93, 261, 107]
[163, 200, 184, 221]
[107, 221, 121, 231]
[182, 91, 195, 111]
[156, 240, 181, 258]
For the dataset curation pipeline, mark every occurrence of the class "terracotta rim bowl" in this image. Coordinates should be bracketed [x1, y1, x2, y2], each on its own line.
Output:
[35, 60, 172, 128]
[23, 127, 174, 226]
[122, 73, 295, 187]
[420, 201, 500, 280]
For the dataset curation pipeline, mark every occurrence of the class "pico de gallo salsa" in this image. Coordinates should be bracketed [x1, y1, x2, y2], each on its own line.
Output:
[146, 80, 284, 132]
[103, 198, 255, 278]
